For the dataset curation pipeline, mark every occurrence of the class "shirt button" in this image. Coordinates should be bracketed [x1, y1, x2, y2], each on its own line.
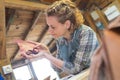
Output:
[72, 50, 74, 52]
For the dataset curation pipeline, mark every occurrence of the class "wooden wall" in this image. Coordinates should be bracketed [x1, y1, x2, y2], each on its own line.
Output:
[0, 0, 12, 79]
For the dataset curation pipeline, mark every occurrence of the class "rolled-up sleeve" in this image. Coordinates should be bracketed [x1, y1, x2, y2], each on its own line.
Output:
[61, 29, 99, 74]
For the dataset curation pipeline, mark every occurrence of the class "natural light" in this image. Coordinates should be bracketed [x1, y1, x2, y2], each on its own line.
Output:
[13, 58, 59, 80]
[32, 58, 59, 80]
[13, 66, 32, 80]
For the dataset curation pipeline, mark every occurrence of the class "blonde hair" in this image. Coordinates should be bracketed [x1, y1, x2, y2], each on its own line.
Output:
[46, 0, 84, 32]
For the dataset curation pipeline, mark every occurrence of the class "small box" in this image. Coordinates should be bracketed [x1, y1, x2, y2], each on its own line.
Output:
[2, 65, 13, 74]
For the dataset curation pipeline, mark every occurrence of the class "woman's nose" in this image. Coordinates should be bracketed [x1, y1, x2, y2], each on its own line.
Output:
[48, 27, 53, 34]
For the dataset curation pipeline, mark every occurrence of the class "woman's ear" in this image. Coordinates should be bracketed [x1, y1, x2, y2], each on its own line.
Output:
[65, 20, 71, 29]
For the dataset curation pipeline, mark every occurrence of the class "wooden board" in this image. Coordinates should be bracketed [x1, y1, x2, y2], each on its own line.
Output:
[0, 0, 6, 59]
[5, 0, 48, 11]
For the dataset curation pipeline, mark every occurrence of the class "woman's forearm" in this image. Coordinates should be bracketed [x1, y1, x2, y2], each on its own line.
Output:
[45, 53, 64, 69]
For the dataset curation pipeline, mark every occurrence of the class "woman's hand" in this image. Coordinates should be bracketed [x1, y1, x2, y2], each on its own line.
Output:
[21, 50, 48, 59]
[21, 43, 50, 59]
[15, 39, 50, 59]
[34, 43, 50, 53]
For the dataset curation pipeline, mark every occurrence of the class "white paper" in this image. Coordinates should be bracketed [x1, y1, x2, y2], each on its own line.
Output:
[90, 11, 99, 20]
[104, 5, 120, 21]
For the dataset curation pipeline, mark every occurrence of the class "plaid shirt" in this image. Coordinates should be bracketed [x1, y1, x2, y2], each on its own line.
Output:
[56, 24, 99, 74]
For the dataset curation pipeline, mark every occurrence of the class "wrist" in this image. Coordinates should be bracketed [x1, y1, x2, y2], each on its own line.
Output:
[44, 52, 51, 60]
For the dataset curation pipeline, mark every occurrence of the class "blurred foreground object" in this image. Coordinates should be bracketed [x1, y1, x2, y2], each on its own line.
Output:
[89, 16, 120, 80]
[0, 73, 4, 80]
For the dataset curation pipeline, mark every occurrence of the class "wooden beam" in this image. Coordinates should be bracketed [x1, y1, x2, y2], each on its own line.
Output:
[40, 0, 56, 4]
[0, 0, 6, 59]
[37, 25, 48, 42]
[6, 9, 16, 33]
[47, 38, 54, 46]
[49, 41, 57, 53]
[0, 59, 9, 72]
[12, 11, 43, 60]
[24, 11, 43, 40]
[12, 11, 48, 60]
[5, 0, 49, 11]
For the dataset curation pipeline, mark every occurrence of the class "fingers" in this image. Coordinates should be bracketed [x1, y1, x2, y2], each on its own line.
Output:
[21, 52, 34, 59]
[34, 44, 50, 53]
[35, 43, 48, 50]
[20, 50, 46, 59]
[15, 39, 50, 59]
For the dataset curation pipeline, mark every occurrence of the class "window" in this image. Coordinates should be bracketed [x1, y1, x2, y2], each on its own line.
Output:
[13, 66, 32, 80]
[13, 58, 59, 80]
[32, 58, 59, 80]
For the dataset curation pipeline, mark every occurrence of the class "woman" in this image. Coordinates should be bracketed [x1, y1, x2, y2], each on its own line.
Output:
[21, 0, 99, 75]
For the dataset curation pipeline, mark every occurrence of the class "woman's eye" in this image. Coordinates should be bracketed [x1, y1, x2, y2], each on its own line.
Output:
[51, 27, 55, 29]
[48, 25, 56, 30]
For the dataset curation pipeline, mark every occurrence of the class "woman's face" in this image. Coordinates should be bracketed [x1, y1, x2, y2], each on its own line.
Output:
[46, 16, 69, 39]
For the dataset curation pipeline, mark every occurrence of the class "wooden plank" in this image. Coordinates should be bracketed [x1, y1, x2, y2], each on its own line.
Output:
[6, 9, 16, 33]
[0, 0, 6, 59]
[5, 0, 48, 11]
[12, 11, 43, 60]
[49, 40, 57, 53]
[37, 25, 48, 42]
[24, 11, 43, 40]
[41, 0, 56, 3]
[0, 59, 9, 72]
